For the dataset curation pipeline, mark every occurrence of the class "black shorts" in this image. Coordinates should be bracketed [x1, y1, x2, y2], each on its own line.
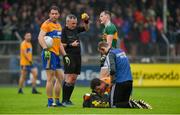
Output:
[110, 80, 132, 108]
[64, 54, 81, 74]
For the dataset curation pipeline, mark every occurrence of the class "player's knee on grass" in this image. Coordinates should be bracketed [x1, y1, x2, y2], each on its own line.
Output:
[114, 101, 131, 108]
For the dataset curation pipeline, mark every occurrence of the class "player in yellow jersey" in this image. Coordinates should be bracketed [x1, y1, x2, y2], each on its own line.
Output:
[18, 31, 41, 94]
[38, 5, 70, 107]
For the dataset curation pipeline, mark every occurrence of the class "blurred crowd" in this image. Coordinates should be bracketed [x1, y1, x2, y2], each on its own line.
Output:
[0, 0, 179, 60]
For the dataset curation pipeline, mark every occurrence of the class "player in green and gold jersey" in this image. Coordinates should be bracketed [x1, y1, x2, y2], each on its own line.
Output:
[99, 10, 118, 48]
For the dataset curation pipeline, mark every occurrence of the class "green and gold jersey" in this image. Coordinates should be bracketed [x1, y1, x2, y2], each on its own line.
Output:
[102, 22, 118, 48]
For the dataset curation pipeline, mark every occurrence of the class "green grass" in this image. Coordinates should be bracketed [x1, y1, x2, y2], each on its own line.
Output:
[0, 87, 180, 114]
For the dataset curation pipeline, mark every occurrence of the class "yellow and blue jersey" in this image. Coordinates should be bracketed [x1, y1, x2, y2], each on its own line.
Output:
[40, 20, 62, 55]
[40, 20, 63, 70]
[20, 40, 32, 66]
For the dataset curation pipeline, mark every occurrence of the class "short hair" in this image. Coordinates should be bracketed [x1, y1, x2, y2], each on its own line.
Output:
[49, 5, 60, 13]
[23, 30, 31, 36]
[66, 14, 77, 22]
[90, 78, 101, 91]
[102, 10, 111, 17]
[98, 41, 109, 50]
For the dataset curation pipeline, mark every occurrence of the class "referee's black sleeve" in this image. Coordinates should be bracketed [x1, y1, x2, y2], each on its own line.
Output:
[61, 29, 66, 43]
[77, 26, 86, 33]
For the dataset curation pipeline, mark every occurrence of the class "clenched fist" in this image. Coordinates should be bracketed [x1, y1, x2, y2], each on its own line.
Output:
[81, 13, 89, 24]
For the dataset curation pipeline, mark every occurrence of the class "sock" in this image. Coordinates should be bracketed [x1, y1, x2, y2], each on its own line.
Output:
[62, 82, 69, 102]
[62, 82, 74, 102]
[48, 98, 53, 106]
[18, 88, 23, 93]
[32, 87, 36, 91]
[55, 98, 60, 104]
[66, 83, 74, 101]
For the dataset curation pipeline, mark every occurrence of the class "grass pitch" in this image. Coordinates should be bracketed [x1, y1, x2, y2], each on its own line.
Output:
[0, 87, 180, 114]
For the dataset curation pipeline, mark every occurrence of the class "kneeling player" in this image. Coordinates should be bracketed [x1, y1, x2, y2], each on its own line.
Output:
[97, 42, 152, 109]
[83, 78, 152, 109]
[83, 78, 110, 108]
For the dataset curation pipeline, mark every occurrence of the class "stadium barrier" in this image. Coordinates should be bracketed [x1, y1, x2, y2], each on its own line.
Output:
[25, 64, 180, 87]
[0, 53, 179, 87]
[32, 65, 100, 86]
[131, 64, 180, 87]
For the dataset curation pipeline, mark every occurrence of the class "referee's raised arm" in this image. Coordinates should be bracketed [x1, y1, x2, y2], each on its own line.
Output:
[81, 13, 90, 31]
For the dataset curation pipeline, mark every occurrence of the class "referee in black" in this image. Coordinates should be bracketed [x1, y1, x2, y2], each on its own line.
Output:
[61, 13, 89, 105]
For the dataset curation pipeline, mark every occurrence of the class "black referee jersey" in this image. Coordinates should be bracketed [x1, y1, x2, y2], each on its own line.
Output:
[61, 26, 86, 54]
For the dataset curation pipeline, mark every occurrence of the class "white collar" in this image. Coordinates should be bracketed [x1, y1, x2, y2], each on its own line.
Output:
[105, 21, 111, 27]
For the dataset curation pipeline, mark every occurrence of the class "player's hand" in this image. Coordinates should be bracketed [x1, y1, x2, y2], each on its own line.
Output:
[43, 48, 51, 59]
[63, 55, 70, 66]
[81, 13, 89, 24]
[102, 34, 107, 40]
[71, 40, 79, 47]
[100, 55, 106, 67]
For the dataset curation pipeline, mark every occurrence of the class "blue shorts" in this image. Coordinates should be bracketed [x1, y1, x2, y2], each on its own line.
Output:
[41, 50, 62, 70]
[21, 65, 35, 73]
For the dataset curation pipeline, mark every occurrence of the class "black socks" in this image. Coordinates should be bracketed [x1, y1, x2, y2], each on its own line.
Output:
[62, 81, 75, 102]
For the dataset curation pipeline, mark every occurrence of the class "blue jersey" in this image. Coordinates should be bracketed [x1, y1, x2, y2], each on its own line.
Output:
[105, 48, 132, 83]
